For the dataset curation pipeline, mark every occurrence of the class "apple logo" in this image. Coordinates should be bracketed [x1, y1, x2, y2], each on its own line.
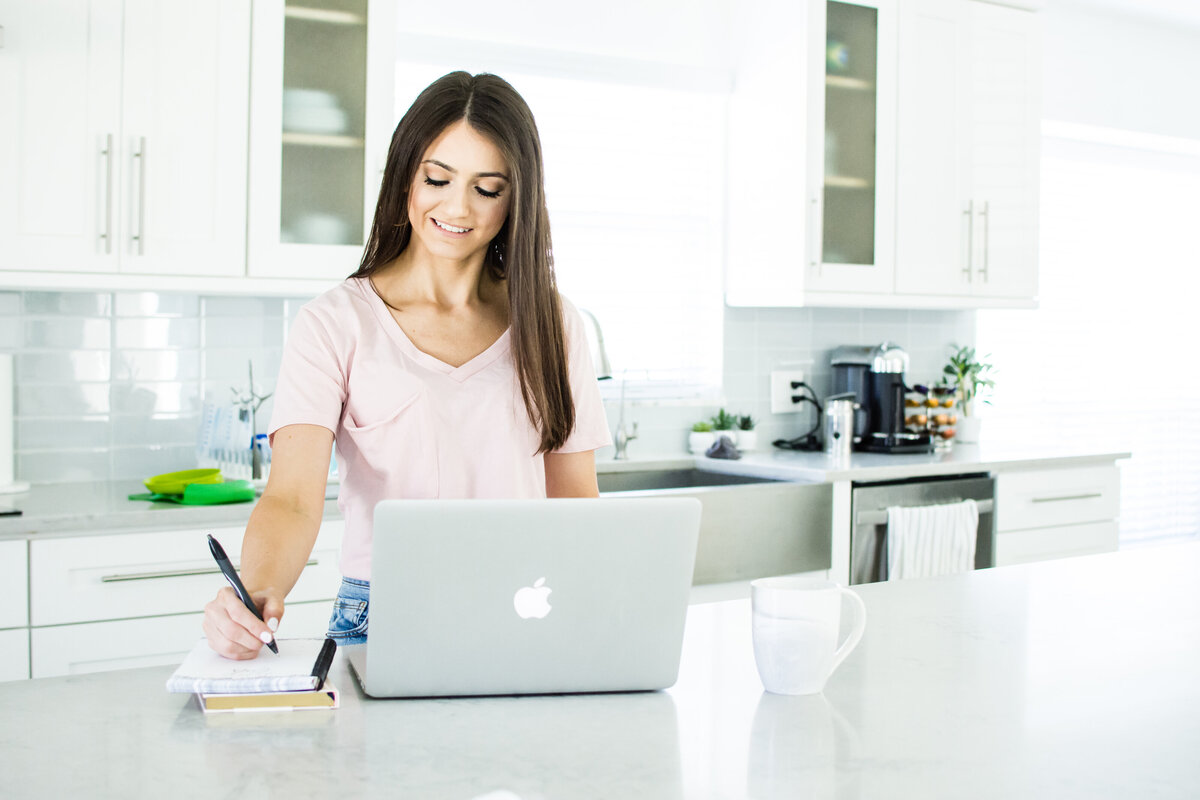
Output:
[513, 577, 552, 619]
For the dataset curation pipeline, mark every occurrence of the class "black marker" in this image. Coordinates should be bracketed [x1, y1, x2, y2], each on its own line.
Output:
[207, 533, 278, 655]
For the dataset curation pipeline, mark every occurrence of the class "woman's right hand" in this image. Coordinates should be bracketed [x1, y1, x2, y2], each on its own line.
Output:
[202, 586, 285, 660]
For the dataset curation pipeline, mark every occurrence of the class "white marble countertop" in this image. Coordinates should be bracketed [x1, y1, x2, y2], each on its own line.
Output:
[2, 542, 1196, 798]
[694, 442, 1130, 483]
[0, 445, 1127, 541]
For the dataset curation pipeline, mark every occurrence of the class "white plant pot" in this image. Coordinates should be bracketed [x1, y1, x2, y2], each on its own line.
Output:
[736, 430, 757, 451]
[714, 429, 738, 447]
[956, 416, 982, 444]
[689, 431, 716, 454]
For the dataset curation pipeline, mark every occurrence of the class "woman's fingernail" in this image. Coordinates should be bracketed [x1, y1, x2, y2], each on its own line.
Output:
[259, 631, 274, 644]
[267, 617, 279, 632]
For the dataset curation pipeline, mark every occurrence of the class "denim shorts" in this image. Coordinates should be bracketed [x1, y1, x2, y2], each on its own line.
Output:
[326, 576, 370, 645]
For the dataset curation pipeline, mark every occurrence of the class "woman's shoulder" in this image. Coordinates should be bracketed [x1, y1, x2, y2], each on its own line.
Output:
[297, 276, 374, 322]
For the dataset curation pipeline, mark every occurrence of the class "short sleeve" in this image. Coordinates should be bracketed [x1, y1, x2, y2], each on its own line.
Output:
[555, 297, 613, 454]
[267, 305, 346, 444]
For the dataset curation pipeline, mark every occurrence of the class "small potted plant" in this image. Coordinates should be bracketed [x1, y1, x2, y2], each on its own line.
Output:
[943, 345, 995, 444]
[736, 414, 758, 451]
[689, 421, 716, 454]
[711, 408, 738, 446]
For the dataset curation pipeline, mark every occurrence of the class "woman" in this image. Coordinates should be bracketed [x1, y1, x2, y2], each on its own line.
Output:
[203, 72, 611, 659]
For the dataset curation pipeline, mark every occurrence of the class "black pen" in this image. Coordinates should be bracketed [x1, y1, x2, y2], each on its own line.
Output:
[207, 533, 278, 655]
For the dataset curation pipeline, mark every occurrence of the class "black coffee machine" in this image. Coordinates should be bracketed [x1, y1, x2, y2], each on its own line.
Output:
[830, 342, 933, 454]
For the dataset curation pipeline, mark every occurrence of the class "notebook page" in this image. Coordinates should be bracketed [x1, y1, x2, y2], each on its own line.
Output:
[166, 637, 327, 694]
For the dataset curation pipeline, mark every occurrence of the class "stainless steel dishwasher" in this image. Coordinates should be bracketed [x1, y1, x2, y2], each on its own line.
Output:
[850, 473, 996, 584]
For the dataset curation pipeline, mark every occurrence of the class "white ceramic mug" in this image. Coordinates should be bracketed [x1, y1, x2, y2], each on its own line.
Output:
[751, 577, 867, 695]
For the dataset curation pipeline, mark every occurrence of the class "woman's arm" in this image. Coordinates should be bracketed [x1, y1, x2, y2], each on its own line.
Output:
[544, 450, 600, 498]
[202, 423, 333, 658]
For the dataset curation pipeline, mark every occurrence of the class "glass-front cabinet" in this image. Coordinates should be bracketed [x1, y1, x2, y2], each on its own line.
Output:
[248, 0, 396, 280]
[726, 0, 896, 306]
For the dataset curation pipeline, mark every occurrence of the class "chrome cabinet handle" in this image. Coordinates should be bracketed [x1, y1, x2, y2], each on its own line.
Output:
[962, 199, 974, 282]
[1030, 492, 1102, 504]
[978, 200, 990, 283]
[99, 134, 114, 254]
[131, 136, 147, 255]
[101, 558, 318, 583]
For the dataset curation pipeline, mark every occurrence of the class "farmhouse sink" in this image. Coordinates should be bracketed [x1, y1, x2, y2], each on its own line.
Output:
[598, 468, 832, 585]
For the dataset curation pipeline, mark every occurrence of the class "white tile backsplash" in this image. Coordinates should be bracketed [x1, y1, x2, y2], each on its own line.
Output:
[5, 289, 975, 481]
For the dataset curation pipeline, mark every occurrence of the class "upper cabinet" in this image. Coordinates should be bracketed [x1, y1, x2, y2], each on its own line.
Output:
[247, 0, 397, 281]
[726, 0, 1041, 309]
[895, 0, 1040, 301]
[0, 0, 250, 278]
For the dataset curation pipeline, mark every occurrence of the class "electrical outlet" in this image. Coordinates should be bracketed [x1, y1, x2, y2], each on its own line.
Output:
[770, 370, 808, 414]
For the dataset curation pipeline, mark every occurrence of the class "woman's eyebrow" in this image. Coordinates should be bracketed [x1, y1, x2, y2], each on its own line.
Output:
[422, 158, 509, 181]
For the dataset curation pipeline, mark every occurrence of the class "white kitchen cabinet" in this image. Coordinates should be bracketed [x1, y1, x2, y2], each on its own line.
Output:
[30, 521, 342, 626]
[0, 0, 250, 278]
[0, 629, 29, 682]
[247, 0, 397, 281]
[894, 0, 1040, 304]
[995, 465, 1121, 567]
[726, 0, 897, 306]
[0, 540, 28, 630]
[29, 601, 333, 679]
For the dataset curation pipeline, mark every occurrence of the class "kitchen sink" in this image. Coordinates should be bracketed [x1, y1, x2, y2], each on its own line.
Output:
[596, 468, 777, 493]
[598, 468, 832, 585]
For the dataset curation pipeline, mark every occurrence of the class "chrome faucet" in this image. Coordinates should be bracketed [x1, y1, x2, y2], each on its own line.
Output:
[613, 376, 638, 460]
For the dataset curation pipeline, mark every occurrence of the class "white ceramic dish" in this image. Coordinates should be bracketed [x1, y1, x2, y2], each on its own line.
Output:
[283, 105, 348, 135]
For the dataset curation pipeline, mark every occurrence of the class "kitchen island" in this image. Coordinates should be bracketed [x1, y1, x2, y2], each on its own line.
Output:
[2, 542, 1195, 799]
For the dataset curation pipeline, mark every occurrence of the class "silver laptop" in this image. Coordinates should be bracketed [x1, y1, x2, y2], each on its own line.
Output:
[345, 497, 701, 698]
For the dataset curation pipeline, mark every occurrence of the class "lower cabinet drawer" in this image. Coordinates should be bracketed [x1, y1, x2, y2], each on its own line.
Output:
[31, 521, 343, 626]
[996, 466, 1120, 532]
[995, 520, 1119, 567]
[0, 628, 30, 682]
[30, 600, 334, 679]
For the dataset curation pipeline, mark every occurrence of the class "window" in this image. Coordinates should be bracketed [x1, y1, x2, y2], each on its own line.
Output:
[977, 122, 1200, 545]
[395, 63, 727, 399]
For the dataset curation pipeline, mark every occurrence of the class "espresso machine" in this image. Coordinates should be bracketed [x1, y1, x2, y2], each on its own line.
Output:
[831, 342, 933, 454]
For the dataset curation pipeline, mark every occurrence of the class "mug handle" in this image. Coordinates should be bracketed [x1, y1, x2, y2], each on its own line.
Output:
[830, 587, 867, 673]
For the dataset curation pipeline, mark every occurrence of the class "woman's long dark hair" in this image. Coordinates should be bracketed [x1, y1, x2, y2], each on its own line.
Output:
[351, 72, 572, 454]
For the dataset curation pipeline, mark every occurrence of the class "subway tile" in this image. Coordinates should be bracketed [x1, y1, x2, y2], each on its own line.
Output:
[16, 418, 111, 450]
[284, 296, 318, 323]
[17, 383, 110, 416]
[18, 351, 111, 382]
[0, 319, 22, 349]
[862, 309, 911, 327]
[110, 381, 202, 415]
[114, 292, 200, 317]
[757, 319, 813, 351]
[203, 348, 283, 387]
[114, 318, 201, 349]
[0, 293, 20, 315]
[24, 318, 111, 350]
[113, 349, 201, 382]
[202, 296, 286, 317]
[111, 444, 198, 481]
[202, 316, 285, 348]
[22, 292, 112, 317]
[812, 307, 862, 326]
[112, 414, 202, 447]
[17, 450, 111, 483]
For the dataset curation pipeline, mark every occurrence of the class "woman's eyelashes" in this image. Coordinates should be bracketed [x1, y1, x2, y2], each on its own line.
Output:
[422, 175, 503, 199]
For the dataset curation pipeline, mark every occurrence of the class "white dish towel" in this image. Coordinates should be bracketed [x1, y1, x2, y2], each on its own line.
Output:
[886, 499, 980, 581]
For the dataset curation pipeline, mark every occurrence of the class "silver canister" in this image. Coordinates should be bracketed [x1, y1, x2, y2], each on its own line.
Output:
[823, 393, 859, 457]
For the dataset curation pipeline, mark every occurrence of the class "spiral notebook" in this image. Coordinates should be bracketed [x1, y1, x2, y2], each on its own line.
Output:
[166, 637, 336, 695]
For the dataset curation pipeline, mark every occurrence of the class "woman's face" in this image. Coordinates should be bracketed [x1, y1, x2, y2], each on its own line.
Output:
[406, 119, 512, 265]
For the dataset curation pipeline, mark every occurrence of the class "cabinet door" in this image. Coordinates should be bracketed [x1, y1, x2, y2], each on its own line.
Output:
[725, 0, 824, 306]
[806, 0, 898, 296]
[0, 629, 29, 682]
[964, 0, 1039, 299]
[247, 0, 397, 280]
[118, 0, 250, 277]
[0, 0, 122, 273]
[0, 540, 28, 630]
[894, 0, 972, 297]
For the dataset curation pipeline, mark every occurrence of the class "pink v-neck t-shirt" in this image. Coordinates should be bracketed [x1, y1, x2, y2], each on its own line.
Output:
[268, 277, 612, 580]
